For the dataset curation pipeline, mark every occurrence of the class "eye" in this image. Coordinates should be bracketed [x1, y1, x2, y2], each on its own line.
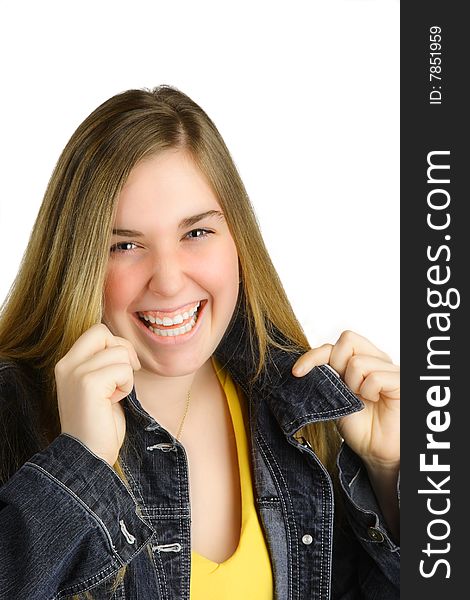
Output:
[110, 241, 139, 253]
[184, 228, 214, 240]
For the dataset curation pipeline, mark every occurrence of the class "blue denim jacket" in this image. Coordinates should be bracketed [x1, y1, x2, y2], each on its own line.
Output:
[0, 310, 399, 599]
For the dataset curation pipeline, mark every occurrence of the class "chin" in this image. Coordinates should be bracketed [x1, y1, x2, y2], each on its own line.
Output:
[141, 351, 209, 378]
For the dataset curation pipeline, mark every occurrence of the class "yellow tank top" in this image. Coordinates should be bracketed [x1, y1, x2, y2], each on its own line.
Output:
[189, 357, 274, 599]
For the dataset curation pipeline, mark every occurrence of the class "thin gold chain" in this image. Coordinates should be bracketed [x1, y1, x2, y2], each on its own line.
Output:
[175, 388, 191, 441]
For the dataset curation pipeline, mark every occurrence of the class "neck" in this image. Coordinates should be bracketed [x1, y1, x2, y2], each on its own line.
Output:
[133, 357, 216, 433]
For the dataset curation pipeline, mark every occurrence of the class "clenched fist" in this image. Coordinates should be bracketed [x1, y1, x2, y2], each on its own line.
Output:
[55, 323, 141, 466]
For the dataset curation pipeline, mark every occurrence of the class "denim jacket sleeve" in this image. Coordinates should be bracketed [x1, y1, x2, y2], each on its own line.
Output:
[337, 441, 400, 594]
[0, 433, 155, 599]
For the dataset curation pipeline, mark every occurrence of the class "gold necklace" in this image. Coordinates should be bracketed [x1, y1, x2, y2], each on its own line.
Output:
[175, 388, 191, 441]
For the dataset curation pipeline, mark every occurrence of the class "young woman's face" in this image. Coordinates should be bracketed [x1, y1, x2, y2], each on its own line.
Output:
[103, 149, 240, 377]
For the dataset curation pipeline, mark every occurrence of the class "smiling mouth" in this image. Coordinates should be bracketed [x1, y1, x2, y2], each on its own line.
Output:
[137, 300, 205, 337]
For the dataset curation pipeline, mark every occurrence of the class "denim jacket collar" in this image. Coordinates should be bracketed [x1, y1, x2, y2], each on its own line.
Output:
[213, 300, 364, 436]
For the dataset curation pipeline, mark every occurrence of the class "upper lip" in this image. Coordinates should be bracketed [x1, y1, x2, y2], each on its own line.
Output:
[136, 299, 206, 314]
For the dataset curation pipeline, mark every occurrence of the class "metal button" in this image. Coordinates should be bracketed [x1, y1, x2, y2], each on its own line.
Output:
[302, 534, 313, 545]
[367, 527, 384, 542]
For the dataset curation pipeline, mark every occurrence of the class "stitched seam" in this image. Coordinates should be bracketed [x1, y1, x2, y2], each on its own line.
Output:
[182, 502, 191, 599]
[115, 579, 126, 600]
[322, 476, 334, 600]
[318, 365, 358, 403]
[111, 578, 126, 600]
[284, 406, 355, 430]
[121, 457, 146, 507]
[320, 481, 325, 597]
[25, 462, 150, 564]
[140, 507, 191, 513]
[24, 463, 125, 565]
[297, 439, 334, 599]
[56, 562, 120, 596]
[58, 431, 167, 529]
[317, 466, 334, 600]
[59, 433, 135, 488]
[176, 444, 190, 599]
[258, 439, 293, 600]
[281, 366, 363, 431]
[176, 445, 183, 596]
[326, 477, 334, 600]
[258, 430, 299, 600]
[140, 514, 190, 521]
[150, 544, 170, 600]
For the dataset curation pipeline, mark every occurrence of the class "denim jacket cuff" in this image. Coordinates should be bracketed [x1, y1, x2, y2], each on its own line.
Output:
[337, 441, 400, 581]
[27, 433, 155, 564]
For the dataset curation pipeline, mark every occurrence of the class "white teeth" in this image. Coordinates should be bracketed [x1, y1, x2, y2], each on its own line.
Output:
[141, 301, 202, 327]
[189, 302, 201, 317]
[149, 316, 197, 337]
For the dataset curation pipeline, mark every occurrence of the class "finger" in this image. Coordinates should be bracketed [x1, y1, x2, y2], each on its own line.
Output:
[94, 331, 141, 371]
[358, 370, 401, 403]
[84, 363, 135, 404]
[75, 345, 138, 377]
[329, 330, 393, 377]
[60, 324, 140, 371]
[60, 324, 118, 366]
[109, 336, 141, 370]
[292, 344, 333, 376]
[343, 355, 400, 395]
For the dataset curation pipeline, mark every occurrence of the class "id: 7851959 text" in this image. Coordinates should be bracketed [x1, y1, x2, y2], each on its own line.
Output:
[429, 25, 442, 105]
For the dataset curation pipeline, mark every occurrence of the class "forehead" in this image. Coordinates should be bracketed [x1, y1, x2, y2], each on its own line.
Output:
[116, 150, 221, 220]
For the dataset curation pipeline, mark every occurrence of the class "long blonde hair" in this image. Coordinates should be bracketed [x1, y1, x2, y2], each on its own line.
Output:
[0, 85, 340, 594]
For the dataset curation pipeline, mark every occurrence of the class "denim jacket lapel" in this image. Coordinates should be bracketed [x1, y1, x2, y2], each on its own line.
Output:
[214, 296, 364, 437]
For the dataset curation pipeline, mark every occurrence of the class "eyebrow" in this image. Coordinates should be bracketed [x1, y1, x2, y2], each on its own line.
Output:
[112, 210, 225, 237]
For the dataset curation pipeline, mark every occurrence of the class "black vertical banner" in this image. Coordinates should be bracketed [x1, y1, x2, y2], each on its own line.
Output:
[401, 2, 467, 597]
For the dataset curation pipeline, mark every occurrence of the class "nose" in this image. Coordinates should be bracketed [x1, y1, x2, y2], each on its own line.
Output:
[147, 253, 187, 298]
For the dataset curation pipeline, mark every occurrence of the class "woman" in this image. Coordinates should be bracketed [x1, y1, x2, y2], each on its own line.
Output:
[0, 86, 399, 599]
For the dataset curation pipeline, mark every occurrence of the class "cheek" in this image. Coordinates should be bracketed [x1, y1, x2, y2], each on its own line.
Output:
[103, 280, 123, 319]
[191, 241, 238, 301]
[103, 264, 138, 315]
[206, 239, 239, 300]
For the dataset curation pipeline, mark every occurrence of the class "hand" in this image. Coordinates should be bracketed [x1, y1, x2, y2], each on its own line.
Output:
[292, 330, 400, 470]
[55, 323, 141, 466]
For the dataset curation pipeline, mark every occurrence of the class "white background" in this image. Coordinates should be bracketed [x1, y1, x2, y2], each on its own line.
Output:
[0, 0, 399, 363]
